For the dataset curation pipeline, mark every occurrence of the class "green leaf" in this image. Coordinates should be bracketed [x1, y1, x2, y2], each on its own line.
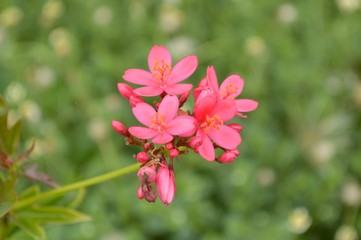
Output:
[13, 219, 46, 240]
[16, 206, 91, 225]
[19, 185, 41, 199]
[0, 96, 9, 153]
[0, 177, 16, 217]
[66, 188, 86, 208]
[6, 119, 22, 155]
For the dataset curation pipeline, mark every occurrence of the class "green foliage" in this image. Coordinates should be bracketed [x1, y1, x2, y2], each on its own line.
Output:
[1, 0, 361, 239]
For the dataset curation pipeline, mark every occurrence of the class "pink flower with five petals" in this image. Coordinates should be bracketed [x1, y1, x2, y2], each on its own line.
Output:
[122, 45, 198, 96]
[194, 66, 258, 116]
[129, 95, 197, 144]
[194, 95, 241, 161]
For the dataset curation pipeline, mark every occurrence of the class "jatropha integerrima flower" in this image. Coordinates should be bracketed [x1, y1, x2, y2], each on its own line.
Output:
[113, 45, 258, 205]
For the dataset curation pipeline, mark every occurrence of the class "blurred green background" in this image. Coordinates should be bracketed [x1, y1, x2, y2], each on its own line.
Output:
[1, 0, 361, 239]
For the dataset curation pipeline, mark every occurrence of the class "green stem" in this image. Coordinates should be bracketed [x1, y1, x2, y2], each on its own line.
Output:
[13, 163, 141, 211]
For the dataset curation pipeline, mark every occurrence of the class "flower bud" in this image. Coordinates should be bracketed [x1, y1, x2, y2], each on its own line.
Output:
[179, 90, 190, 106]
[129, 94, 144, 107]
[117, 83, 134, 99]
[165, 142, 173, 150]
[137, 185, 144, 199]
[216, 151, 237, 164]
[137, 166, 156, 183]
[111, 120, 129, 136]
[229, 149, 240, 156]
[143, 142, 153, 152]
[135, 151, 148, 163]
[169, 149, 179, 158]
[228, 123, 243, 133]
[188, 136, 202, 149]
[156, 161, 176, 206]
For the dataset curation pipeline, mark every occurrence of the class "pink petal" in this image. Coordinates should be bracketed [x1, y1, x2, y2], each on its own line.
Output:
[122, 69, 154, 85]
[164, 84, 193, 95]
[152, 133, 173, 144]
[148, 46, 172, 72]
[132, 102, 155, 127]
[129, 126, 158, 139]
[133, 86, 164, 97]
[158, 95, 179, 122]
[235, 99, 259, 112]
[168, 55, 198, 84]
[208, 125, 241, 150]
[194, 95, 217, 122]
[210, 99, 237, 122]
[196, 130, 215, 161]
[206, 66, 219, 95]
[219, 75, 244, 99]
[167, 116, 197, 136]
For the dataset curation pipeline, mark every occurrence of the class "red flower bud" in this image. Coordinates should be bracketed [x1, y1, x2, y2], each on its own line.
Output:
[179, 90, 191, 106]
[216, 151, 237, 164]
[137, 185, 144, 199]
[227, 123, 243, 133]
[188, 136, 202, 149]
[112, 120, 129, 136]
[156, 162, 176, 206]
[135, 151, 148, 163]
[165, 142, 173, 150]
[169, 149, 179, 158]
[117, 83, 134, 100]
[137, 166, 156, 183]
[129, 94, 144, 107]
[143, 142, 153, 152]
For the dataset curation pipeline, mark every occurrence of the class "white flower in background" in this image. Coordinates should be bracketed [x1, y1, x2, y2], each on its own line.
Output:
[336, 0, 360, 14]
[159, 5, 184, 33]
[256, 168, 276, 187]
[30, 65, 56, 89]
[88, 119, 107, 141]
[244, 36, 267, 57]
[335, 225, 358, 240]
[277, 3, 298, 24]
[49, 27, 71, 57]
[0, 6, 23, 27]
[5, 82, 26, 104]
[167, 36, 196, 59]
[41, 0, 64, 27]
[20, 100, 42, 124]
[288, 207, 312, 234]
[311, 140, 336, 164]
[341, 180, 361, 207]
[93, 6, 113, 26]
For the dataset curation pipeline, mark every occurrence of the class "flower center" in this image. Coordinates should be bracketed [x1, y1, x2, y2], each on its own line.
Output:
[200, 114, 223, 133]
[220, 83, 238, 100]
[150, 113, 167, 132]
[152, 59, 172, 88]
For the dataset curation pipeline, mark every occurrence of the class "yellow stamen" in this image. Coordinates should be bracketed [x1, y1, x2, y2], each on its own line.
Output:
[152, 59, 171, 87]
[150, 113, 167, 132]
[200, 114, 223, 133]
[221, 83, 238, 99]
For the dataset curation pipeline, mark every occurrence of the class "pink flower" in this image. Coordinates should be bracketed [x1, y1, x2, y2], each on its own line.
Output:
[156, 161, 176, 206]
[129, 95, 197, 144]
[122, 45, 198, 96]
[194, 95, 241, 161]
[194, 66, 258, 116]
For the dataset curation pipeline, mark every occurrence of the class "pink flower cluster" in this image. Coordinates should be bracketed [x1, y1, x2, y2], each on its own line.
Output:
[113, 45, 258, 205]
